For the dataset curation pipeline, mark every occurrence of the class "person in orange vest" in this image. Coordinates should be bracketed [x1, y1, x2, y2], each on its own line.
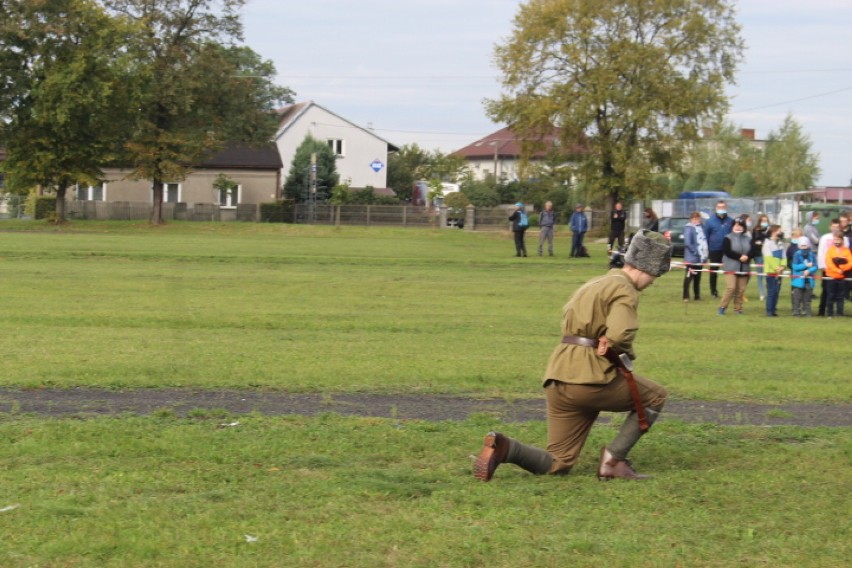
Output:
[823, 231, 852, 318]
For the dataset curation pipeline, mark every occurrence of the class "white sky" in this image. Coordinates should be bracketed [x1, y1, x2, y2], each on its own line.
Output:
[242, 0, 852, 187]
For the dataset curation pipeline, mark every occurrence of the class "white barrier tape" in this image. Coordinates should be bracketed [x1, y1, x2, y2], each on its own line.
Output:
[670, 261, 852, 282]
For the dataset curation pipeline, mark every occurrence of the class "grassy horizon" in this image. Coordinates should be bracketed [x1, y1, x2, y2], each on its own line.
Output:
[0, 220, 849, 402]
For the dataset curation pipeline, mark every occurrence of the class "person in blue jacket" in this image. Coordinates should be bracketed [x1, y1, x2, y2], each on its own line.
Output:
[790, 236, 818, 316]
[682, 211, 708, 301]
[509, 202, 529, 257]
[704, 200, 735, 298]
[569, 204, 589, 257]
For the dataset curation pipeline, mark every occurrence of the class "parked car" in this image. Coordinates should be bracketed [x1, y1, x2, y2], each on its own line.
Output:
[658, 217, 689, 257]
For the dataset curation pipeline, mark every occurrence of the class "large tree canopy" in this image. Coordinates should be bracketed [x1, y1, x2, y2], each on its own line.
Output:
[487, 0, 744, 205]
[104, 0, 292, 223]
[0, 0, 134, 221]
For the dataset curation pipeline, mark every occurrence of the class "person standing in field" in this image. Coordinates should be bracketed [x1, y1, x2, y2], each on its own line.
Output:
[751, 214, 770, 302]
[761, 224, 786, 317]
[682, 211, 708, 302]
[509, 202, 529, 257]
[718, 217, 752, 315]
[705, 200, 734, 298]
[816, 219, 848, 316]
[538, 201, 556, 256]
[791, 237, 818, 317]
[608, 201, 627, 251]
[473, 230, 672, 482]
[643, 208, 659, 232]
[569, 204, 589, 258]
[803, 211, 821, 248]
[841, 212, 852, 300]
[823, 231, 852, 318]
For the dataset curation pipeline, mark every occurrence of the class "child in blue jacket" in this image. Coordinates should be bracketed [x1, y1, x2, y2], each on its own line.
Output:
[790, 237, 818, 317]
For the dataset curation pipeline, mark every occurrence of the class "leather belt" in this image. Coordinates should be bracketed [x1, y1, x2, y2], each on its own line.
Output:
[561, 335, 599, 348]
[561, 335, 649, 432]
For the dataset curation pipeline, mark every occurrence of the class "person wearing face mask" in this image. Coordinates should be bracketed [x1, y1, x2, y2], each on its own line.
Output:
[761, 224, 786, 317]
[803, 211, 821, 248]
[705, 200, 735, 298]
[751, 214, 770, 302]
[718, 217, 753, 315]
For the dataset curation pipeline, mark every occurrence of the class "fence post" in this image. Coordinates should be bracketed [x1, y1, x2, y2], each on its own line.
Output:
[439, 205, 448, 229]
[367, 205, 371, 226]
[465, 204, 475, 231]
[402, 205, 407, 227]
[335, 205, 340, 226]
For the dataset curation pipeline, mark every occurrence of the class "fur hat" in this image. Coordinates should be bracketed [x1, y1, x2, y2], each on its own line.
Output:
[624, 230, 672, 277]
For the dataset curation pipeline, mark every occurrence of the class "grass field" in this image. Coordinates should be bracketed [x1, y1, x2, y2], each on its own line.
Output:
[0, 221, 849, 567]
[1, 220, 848, 401]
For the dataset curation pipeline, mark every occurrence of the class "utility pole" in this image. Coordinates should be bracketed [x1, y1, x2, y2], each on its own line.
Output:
[309, 152, 317, 223]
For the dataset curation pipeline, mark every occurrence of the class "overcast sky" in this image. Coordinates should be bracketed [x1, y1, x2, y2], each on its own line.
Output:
[242, 0, 852, 187]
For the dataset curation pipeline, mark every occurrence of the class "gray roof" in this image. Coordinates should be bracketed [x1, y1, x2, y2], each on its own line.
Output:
[197, 142, 283, 170]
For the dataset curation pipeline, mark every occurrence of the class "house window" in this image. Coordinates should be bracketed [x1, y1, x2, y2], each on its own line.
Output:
[165, 183, 180, 203]
[217, 184, 241, 208]
[327, 138, 344, 156]
[75, 182, 105, 201]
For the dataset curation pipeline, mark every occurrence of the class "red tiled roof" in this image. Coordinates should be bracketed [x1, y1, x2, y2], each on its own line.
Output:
[452, 126, 585, 159]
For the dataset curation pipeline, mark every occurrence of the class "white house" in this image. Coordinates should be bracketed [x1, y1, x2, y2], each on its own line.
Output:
[274, 101, 398, 193]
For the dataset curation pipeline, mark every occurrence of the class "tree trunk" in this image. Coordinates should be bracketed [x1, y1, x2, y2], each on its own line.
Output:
[151, 180, 164, 225]
[55, 184, 68, 224]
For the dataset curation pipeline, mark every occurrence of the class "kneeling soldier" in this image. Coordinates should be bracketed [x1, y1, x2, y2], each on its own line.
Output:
[474, 230, 672, 481]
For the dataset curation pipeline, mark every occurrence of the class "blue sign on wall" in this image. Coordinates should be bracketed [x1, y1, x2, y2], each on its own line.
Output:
[370, 159, 384, 172]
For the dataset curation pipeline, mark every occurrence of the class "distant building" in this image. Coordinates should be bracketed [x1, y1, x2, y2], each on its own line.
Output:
[1, 142, 283, 213]
[274, 101, 399, 193]
[452, 126, 584, 182]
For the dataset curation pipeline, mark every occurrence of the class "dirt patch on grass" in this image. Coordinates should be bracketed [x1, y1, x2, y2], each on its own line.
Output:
[0, 388, 849, 427]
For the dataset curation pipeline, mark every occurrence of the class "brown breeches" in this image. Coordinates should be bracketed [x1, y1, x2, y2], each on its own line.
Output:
[544, 372, 667, 474]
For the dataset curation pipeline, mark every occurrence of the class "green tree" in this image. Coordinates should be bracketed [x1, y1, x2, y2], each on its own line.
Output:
[418, 150, 467, 184]
[443, 191, 470, 209]
[682, 120, 760, 193]
[282, 135, 339, 202]
[701, 171, 733, 192]
[459, 174, 500, 207]
[683, 172, 707, 192]
[486, 0, 744, 207]
[0, 0, 134, 222]
[758, 114, 821, 194]
[103, 0, 292, 224]
[387, 144, 430, 202]
[328, 183, 351, 205]
[732, 171, 759, 197]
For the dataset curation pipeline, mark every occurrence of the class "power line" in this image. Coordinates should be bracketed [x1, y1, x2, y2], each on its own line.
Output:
[732, 86, 852, 113]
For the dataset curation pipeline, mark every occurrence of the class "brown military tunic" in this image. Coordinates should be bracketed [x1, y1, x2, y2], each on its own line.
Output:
[543, 269, 639, 385]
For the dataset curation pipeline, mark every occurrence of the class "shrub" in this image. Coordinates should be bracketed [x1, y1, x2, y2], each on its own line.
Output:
[259, 200, 294, 223]
[32, 196, 56, 220]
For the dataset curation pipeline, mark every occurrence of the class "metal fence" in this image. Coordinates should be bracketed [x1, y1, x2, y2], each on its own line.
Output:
[2, 197, 813, 236]
[0, 194, 24, 219]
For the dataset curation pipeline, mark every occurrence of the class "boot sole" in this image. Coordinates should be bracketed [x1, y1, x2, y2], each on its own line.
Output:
[472, 432, 500, 482]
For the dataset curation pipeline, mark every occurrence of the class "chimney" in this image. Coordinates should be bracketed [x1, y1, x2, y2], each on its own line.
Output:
[740, 128, 755, 140]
